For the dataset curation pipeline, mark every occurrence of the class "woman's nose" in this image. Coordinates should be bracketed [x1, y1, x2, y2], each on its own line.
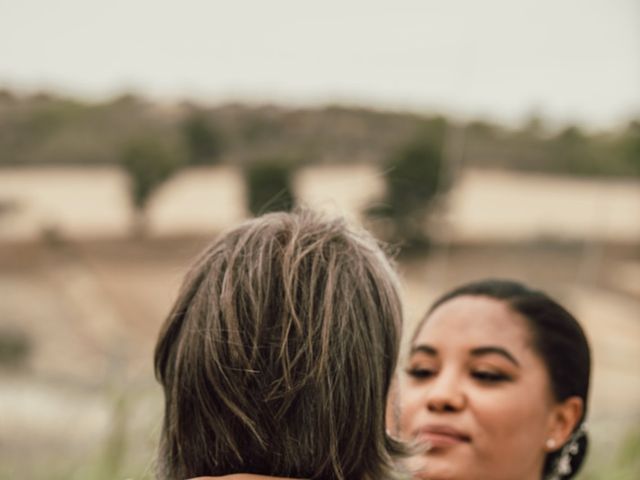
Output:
[425, 373, 466, 413]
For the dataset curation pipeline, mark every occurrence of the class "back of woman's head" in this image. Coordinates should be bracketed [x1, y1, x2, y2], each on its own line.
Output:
[154, 210, 404, 480]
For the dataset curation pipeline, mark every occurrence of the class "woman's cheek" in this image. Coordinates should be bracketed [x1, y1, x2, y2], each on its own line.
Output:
[472, 392, 544, 452]
[397, 386, 423, 436]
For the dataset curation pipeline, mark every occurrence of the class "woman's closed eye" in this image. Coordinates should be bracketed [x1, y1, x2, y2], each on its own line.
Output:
[471, 369, 512, 383]
[406, 367, 437, 379]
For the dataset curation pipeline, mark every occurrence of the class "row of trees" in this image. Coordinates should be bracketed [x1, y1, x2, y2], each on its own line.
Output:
[121, 111, 447, 250]
[1, 90, 638, 177]
[2, 91, 638, 249]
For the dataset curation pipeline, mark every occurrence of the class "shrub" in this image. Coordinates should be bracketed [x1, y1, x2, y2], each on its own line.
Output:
[245, 159, 295, 216]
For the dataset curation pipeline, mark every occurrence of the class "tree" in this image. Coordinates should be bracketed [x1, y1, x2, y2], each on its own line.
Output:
[370, 126, 447, 251]
[245, 159, 295, 216]
[620, 120, 640, 176]
[120, 137, 184, 234]
[182, 112, 224, 165]
[550, 126, 593, 174]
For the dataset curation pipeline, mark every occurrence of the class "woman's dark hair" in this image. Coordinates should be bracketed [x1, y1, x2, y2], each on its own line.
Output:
[415, 278, 591, 480]
[154, 210, 404, 480]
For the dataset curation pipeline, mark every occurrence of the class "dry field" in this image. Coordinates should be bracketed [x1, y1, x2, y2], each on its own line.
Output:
[0, 166, 638, 478]
[1, 166, 639, 243]
[0, 237, 638, 479]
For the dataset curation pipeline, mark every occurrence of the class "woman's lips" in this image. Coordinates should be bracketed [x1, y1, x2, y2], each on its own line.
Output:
[414, 425, 471, 449]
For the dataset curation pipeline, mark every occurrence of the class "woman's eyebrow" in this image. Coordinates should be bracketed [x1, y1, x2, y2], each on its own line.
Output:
[470, 346, 520, 366]
[409, 344, 438, 356]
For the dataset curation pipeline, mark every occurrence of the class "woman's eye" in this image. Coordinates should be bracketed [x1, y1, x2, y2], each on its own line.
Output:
[472, 370, 510, 383]
[406, 368, 436, 379]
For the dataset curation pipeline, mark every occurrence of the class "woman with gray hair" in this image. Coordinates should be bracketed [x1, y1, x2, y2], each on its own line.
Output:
[154, 210, 406, 480]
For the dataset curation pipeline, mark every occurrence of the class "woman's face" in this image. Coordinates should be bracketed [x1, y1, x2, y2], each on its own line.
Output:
[397, 295, 565, 480]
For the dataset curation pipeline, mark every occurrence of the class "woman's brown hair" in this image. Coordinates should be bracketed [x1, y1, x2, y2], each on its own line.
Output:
[154, 210, 404, 480]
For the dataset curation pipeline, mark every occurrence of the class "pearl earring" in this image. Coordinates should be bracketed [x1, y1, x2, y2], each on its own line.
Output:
[546, 438, 557, 449]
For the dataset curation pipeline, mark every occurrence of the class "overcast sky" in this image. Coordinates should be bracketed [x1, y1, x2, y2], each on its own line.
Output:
[1, 0, 638, 128]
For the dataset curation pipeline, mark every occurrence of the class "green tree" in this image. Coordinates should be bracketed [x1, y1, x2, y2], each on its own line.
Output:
[182, 111, 224, 165]
[620, 120, 640, 176]
[0, 327, 31, 369]
[548, 125, 602, 175]
[120, 137, 184, 233]
[245, 159, 295, 216]
[370, 126, 446, 250]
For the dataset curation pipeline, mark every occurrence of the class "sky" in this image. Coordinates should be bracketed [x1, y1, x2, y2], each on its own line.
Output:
[0, 0, 638, 128]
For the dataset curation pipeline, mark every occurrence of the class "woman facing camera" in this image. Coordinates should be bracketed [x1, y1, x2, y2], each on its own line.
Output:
[154, 210, 405, 480]
[396, 279, 591, 480]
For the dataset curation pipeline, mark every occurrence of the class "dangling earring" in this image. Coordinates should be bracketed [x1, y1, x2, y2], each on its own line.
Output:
[547, 423, 586, 480]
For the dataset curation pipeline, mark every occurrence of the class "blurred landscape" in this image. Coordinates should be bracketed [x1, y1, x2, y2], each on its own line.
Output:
[1, 91, 639, 479]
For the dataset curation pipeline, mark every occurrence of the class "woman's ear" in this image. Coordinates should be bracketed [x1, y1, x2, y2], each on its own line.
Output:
[545, 396, 584, 451]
